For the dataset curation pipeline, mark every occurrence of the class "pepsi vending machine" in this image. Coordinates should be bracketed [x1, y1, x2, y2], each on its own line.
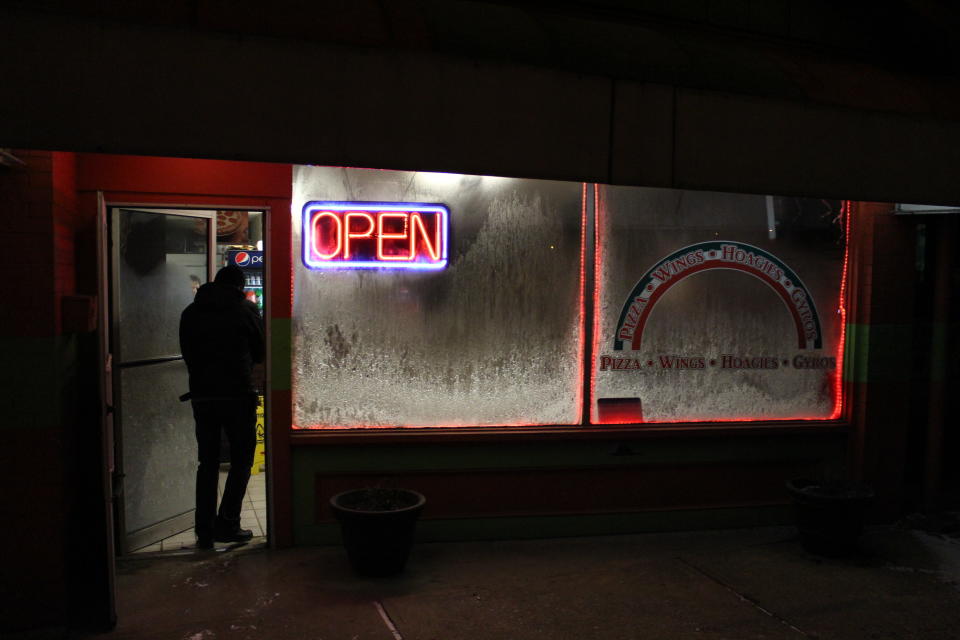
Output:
[226, 249, 264, 313]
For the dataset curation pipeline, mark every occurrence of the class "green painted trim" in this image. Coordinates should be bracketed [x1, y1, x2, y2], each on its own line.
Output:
[292, 445, 319, 538]
[295, 505, 796, 546]
[270, 317, 291, 390]
[844, 323, 869, 384]
[844, 323, 918, 384]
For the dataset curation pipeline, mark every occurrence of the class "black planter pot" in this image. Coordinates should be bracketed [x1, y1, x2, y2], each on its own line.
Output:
[329, 488, 426, 577]
[786, 478, 874, 556]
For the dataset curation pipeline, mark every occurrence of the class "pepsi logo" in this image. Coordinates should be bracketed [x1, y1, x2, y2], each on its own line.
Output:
[235, 252, 251, 266]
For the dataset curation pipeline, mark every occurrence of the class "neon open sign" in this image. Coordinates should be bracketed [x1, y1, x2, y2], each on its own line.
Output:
[302, 201, 449, 270]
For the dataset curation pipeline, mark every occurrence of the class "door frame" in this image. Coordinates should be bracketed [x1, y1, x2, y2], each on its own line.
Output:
[94, 192, 117, 626]
[99, 199, 271, 555]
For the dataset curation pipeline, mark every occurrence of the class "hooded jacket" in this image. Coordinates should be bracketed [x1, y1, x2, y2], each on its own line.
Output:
[179, 281, 265, 399]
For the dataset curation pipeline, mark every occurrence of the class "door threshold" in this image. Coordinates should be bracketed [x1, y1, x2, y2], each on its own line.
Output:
[121, 538, 268, 561]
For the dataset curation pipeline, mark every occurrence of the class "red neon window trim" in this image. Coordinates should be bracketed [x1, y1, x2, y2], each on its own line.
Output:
[829, 199, 852, 420]
[575, 182, 588, 424]
[590, 183, 602, 424]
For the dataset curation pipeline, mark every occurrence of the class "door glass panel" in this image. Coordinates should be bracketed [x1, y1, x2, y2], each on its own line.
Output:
[114, 209, 208, 363]
[119, 360, 197, 534]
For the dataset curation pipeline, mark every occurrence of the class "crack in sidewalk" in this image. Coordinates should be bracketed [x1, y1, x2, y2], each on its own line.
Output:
[374, 600, 404, 640]
[677, 556, 814, 638]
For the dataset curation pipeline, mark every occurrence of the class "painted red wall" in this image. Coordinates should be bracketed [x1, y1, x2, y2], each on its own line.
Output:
[77, 154, 291, 199]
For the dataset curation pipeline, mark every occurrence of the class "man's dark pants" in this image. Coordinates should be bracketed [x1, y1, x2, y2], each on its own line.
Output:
[191, 395, 257, 539]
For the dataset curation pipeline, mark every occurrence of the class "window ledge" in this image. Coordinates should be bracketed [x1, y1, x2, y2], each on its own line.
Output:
[289, 420, 849, 445]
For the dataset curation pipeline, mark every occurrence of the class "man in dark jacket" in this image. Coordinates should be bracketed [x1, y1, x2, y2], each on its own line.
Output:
[180, 265, 265, 549]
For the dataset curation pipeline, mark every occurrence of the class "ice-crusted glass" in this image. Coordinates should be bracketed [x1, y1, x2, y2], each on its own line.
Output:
[593, 186, 846, 423]
[292, 167, 583, 428]
[114, 209, 208, 362]
[119, 360, 197, 532]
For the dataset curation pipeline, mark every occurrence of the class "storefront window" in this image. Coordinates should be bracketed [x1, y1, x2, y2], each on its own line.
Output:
[291, 170, 848, 429]
[292, 167, 585, 428]
[592, 185, 847, 423]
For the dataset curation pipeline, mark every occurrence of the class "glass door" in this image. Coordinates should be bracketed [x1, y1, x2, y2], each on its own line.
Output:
[109, 207, 215, 553]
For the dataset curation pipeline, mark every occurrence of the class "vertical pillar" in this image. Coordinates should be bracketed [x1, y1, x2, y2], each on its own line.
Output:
[0, 150, 68, 632]
[847, 202, 920, 520]
[269, 180, 294, 547]
[923, 216, 956, 510]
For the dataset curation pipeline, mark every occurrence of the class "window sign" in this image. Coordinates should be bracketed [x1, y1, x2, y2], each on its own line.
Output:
[593, 186, 847, 424]
[614, 241, 823, 352]
[302, 202, 448, 270]
[227, 250, 264, 268]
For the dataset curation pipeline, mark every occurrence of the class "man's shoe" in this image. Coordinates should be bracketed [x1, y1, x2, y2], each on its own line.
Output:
[197, 536, 214, 550]
[213, 526, 253, 543]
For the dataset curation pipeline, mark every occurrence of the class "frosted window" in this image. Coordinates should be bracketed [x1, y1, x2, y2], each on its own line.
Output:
[593, 186, 845, 423]
[292, 167, 583, 428]
[119, 360, 197, 532]
[114, 209, 208, 362]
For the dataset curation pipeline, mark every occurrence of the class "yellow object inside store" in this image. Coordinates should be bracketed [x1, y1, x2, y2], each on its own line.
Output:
[252, 395, 265, 475]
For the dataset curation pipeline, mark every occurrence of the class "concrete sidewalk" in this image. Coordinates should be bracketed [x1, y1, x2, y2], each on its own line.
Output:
[101, 525, 960, 639]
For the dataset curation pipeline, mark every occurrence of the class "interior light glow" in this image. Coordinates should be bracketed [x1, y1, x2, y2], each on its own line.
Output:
[417, 171, 462, 188]
[480, 175, 516, 187]
[302, 201, 449, 270]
